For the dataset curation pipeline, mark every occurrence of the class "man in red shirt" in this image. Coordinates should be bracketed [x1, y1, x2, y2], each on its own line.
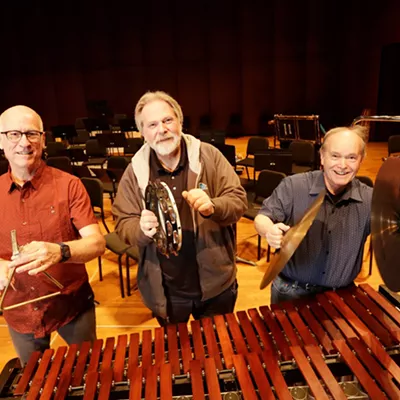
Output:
[0, 105, 105, 364]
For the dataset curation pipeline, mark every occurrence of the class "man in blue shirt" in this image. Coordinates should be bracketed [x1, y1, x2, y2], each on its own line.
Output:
[255, 126, 372, 303]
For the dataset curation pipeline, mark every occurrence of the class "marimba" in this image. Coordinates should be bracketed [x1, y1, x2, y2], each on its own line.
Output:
[1, 284, 400, 399]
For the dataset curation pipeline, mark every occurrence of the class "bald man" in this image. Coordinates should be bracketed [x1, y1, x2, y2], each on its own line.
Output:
[0, 106, 105, 364]
[255, 126, 373, 303]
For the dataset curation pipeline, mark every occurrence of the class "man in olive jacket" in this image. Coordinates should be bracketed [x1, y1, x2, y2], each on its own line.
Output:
[112, 91, 247, 325]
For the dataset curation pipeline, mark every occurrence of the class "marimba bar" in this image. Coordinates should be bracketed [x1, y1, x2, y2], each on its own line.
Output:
[0, 283, 399, 399]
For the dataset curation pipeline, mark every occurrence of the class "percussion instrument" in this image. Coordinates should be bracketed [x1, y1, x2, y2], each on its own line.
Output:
[145, 180, 182, 258]
[260, 189, 326, 290]
[352, 114, 400, 291]
[1, 284, 399, 399]
[371, 156, 400, 292]
[0, 230, 64, 311]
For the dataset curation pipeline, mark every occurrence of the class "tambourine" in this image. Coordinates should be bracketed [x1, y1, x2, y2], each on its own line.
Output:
[145, 180, 182, 257]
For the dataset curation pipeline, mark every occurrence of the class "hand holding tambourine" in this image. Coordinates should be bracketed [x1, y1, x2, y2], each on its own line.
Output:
[140, 209, 159, 239]
[145, 181, 182, 257]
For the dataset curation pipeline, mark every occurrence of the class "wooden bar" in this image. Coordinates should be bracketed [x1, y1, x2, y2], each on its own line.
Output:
[154, 327, 165, 370]
[259, 306, 292, 361]
[236, 310, 263, 355]
[261, 350, 292, 400]
[204, 357, 222, 400]
[348, 337, 400, 399]
[141, 329, 153, 373]
[13, 351, 41, 395]
[225, 313, 249, 356]
[86, 339, 103, 375]
[82, 370, 98, 400]
[190, 359, 205, 400]
[129, 366, 143, 400]
[166, 324, 180, 375]
[232, 354, 258, 400]
[352, 286, 400, 342]
[214, 314, 234, 368]
[40, 346, 67, 400]
[101, 336, 115, 372]
[333, 339, 386, 400]
[296, 302, 336, 354]
[247, 308, 276, 354]
[326, 291, 391, 346]
[178, 323, 192, 373]
[338, 289, 394, 347]
[191, 320, 206, 366]
[360, 332, 400, 384]
[98, 367, 113, 400]
[128, 333, 140, 380]
[281, 302, 321, 350]
[71, 341, 92, 387]
[26, 349, 55, 400]
[316, 294, 357, 339]
[304, 345, 347, 400]
[114, 334, 128, 382]
[202, 317, 223, 370]
[160, 363, 172, 400]
[144, 365, 157, 400]
[246, 352, 275, 399]
[360, 283, 400, 325]
[272, 307, 303, 347]
[308, 300, 344, 340]
[54, 344, 79, 400]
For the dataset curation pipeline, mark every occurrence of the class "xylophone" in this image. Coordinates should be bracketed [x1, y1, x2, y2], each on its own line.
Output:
[1, 284, 400, 399]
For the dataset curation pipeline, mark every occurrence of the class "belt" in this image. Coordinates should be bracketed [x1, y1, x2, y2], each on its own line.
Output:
[278, 273, 333, 292]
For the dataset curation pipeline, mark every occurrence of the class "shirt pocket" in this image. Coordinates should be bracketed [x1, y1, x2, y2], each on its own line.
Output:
[32, 198, 72, 243]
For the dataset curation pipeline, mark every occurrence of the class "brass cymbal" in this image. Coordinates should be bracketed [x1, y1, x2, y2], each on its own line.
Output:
[260, 189, 326, 290]
[371, 157, 400, 292]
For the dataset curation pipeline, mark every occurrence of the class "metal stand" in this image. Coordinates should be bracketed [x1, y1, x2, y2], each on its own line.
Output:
[234, 223, 257, 266]
[236, 255, 257, 266]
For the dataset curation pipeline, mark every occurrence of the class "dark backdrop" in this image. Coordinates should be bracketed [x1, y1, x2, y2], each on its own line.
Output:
[0, 1, 399, 138]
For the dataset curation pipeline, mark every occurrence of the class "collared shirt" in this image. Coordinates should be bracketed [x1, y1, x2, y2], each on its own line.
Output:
[258, 170, 372, 287]
[0, 161, 97, 338]
[149, 140, 201, 298]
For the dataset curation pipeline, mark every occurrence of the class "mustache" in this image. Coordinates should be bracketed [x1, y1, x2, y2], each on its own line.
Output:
[156, 135, 175, 144]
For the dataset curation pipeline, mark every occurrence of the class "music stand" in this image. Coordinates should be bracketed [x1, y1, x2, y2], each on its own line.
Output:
[254, 151, 293, 176]
[51, 125, 77, 143]
[96, 133, 127, 155]
[83, 118, 110, 133]
[119, 118, 138, 132]
[274, 114, 321, 147]
[199, 130, 225, 145]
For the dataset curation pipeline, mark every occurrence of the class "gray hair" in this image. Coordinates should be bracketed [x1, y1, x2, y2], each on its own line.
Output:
[134, 91, 183, 133]
[321, 125, 368, 158]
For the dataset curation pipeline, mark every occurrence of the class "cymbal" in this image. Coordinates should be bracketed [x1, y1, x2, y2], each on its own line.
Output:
[260, 189, 326, 290]
[371, 157, 400, 292]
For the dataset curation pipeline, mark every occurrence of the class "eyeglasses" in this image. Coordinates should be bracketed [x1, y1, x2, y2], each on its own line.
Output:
[1, 130, 44, 143]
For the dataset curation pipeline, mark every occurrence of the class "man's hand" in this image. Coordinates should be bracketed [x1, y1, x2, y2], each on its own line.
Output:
[140, 209, 159, 238]
[265, 223, 290, 249]
[182, 189, 215, 217]
[8, 241, 62, 276]
[0, 260, 10, 291]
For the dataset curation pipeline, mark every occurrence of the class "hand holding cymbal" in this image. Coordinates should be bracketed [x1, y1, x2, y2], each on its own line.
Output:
[260, 189, 326, 290]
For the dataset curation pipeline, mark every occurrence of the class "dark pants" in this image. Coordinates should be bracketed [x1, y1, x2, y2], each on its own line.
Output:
[271, 274, 354, 304]
[8, 306, 96, 365]
[156, 280, 238, 326]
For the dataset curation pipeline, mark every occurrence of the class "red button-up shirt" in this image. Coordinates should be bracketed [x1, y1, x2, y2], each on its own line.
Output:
[0, 162, 97, 338]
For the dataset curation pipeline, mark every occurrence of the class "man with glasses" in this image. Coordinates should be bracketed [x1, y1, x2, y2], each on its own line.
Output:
[255, 126, 372, 303]
[0, 105, 105, 364]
